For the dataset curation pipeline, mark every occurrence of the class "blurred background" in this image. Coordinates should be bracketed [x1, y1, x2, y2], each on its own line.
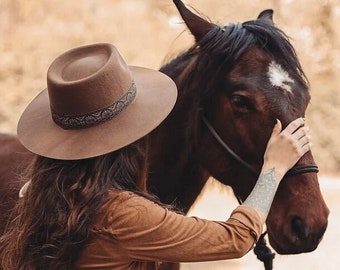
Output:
[0, 0, 339, 269]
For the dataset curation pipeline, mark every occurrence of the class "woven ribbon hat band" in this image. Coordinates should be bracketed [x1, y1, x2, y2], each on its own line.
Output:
[52, 81, 137, 129]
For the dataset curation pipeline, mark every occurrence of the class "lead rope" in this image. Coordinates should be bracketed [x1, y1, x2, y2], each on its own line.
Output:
[253, 232, 275, 270]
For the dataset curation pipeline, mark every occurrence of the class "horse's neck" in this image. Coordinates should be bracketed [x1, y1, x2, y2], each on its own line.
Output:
[148, 104, 209, 212]
[148, 55, 210, 212]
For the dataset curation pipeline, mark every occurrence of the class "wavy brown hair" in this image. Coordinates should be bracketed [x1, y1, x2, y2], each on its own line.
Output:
[0, 138, 159, 270]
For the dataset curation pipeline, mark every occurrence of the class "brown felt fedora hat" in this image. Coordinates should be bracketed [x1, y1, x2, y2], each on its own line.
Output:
[17, 43, 177, 160]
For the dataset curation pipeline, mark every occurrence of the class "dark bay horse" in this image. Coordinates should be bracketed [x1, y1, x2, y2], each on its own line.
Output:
[147, 0, 329, 263]
[0, 0, 329, 268]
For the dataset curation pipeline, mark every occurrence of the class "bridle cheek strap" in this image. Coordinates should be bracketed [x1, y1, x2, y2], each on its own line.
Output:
[201, 113, 319, 178]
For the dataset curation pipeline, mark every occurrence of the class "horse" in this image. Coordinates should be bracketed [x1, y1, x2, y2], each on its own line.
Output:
[0, 0, 329, 269]
[147, 0, 329, 268]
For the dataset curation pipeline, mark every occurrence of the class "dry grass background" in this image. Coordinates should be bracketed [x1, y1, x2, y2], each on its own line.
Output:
[0, 0, 339, 269]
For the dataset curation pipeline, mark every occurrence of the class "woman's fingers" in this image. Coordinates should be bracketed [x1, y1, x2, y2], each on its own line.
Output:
[301, 140, 312, 154]
[278, 117, 312, 158]
[272, 119, 282, 136]
[293, 126, 310, 140]
[298, 133, 311, 145]
[281, 117, 311, 155]
[282, 117, 305, 135]
[263, 118, 313, 180]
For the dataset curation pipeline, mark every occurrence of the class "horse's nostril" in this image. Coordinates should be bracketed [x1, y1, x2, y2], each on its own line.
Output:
[291, 216, 309, 240]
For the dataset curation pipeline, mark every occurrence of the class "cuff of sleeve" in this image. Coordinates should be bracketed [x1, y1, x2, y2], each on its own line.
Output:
[229, 205, 263, 242]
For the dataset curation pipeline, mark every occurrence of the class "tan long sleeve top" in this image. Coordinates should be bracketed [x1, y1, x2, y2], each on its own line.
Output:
[76, 190, 262, 270]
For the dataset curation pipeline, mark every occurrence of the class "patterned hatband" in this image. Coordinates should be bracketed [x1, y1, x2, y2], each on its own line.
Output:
[52, 81, 137, 130]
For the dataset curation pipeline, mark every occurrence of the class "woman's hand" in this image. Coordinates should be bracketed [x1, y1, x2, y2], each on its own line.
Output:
[262, 118, 312, 182]
[244, 118, 312, 222]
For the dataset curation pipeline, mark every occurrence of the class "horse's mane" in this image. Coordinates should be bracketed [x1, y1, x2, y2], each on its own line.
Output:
[161, 19, 309, 93]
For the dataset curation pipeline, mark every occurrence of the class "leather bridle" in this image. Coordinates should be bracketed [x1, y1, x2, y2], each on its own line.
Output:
[201, 114, 319, 179]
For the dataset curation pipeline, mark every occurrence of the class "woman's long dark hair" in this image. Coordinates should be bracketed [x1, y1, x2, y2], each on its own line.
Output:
[0, 138, 165, 269]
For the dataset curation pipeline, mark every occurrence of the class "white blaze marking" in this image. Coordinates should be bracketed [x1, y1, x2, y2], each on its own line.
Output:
[267, 61, 294, 94]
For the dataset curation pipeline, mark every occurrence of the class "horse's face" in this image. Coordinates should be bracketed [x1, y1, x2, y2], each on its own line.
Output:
[173, 0, 329, 254]
[205, 47, 329, 254]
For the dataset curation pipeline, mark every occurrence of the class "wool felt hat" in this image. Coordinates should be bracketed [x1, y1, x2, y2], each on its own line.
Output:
[17, 43, 177, 160]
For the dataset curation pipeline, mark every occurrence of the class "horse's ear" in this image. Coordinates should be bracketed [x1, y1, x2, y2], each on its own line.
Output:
[257, 9, 274, 25]
[173, 0, 215, 42]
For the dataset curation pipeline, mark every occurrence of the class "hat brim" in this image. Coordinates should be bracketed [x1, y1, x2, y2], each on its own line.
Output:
[17, 66, 177, 160]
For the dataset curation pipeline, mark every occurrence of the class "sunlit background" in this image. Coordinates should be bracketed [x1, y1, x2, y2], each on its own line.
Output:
[0, 0, 339, 269]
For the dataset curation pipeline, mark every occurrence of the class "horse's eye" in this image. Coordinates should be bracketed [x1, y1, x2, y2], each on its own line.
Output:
[230, 95, 254, 112]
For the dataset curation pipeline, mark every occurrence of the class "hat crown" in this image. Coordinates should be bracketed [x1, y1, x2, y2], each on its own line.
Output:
[62, 54, 107, 81]
[47, 44, 133, 117]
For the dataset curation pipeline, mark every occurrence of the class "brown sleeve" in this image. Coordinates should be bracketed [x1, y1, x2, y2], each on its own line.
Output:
[100, 191, 263, 263]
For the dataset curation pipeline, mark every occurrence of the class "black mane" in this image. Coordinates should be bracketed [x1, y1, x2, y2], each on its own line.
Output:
[161, 19, 308, 93]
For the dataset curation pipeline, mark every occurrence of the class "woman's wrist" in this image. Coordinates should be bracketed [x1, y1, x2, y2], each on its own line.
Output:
[261, 163, 286, 184]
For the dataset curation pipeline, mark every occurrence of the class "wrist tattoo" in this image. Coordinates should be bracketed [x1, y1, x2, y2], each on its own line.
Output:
[243, 168, 278, 214]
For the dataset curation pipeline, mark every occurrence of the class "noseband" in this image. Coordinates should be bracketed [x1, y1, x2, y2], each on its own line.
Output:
[201, 114, 319, 178]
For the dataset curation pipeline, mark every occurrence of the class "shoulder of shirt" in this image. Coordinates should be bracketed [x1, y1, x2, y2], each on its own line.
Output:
[103, 190, 142, 209]
[92, 190, 140, 229]
[92, 190, 160, 232]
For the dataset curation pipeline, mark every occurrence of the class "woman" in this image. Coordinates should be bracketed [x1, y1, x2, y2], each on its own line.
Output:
[0, 43, 311, 270]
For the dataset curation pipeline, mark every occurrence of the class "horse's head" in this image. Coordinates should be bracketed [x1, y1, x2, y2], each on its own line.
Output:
[171, 0, 329, 254]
